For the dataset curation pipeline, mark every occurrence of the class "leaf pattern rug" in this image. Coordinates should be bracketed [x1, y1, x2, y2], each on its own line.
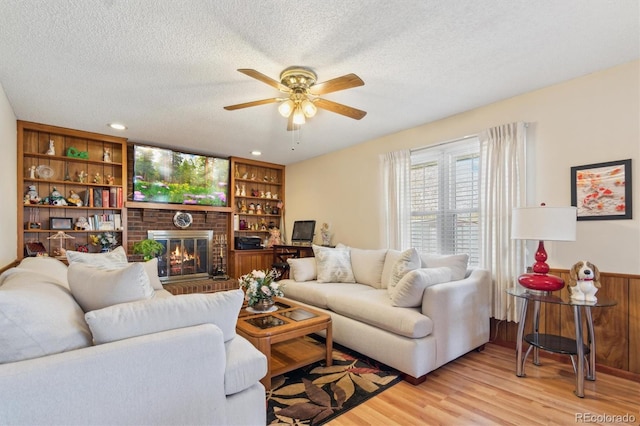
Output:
[266, 336, 402, 425]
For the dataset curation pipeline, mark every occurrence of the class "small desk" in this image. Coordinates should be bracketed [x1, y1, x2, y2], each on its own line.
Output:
[507, 288, 616, 398]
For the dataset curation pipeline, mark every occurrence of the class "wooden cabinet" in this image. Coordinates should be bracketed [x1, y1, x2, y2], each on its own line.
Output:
[17, 121, 128, 260]
[229, 157, 285, 277]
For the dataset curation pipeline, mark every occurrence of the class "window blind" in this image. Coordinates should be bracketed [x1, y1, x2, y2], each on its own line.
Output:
[410, 138, 480, 266]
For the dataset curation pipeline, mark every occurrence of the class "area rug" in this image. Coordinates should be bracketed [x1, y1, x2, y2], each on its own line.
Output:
[266, 337, 402, 425]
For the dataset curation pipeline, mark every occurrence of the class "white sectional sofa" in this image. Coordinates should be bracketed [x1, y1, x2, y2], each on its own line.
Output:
[279, 245, 491, 383]
[0, 254, 267, 425]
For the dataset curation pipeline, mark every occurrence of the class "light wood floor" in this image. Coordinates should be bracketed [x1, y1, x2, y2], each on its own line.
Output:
[327, 344, 639, 425]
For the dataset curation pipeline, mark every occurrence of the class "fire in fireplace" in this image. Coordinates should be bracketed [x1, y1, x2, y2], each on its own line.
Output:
[147, 230, 213, 283]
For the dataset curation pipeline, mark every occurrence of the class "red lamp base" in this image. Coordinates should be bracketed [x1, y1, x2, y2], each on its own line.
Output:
[518, 273, 565, 292]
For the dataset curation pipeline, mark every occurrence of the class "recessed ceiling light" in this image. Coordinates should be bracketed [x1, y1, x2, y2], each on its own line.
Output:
[251, 150, 262, 156]
[108, 123, 127, 130]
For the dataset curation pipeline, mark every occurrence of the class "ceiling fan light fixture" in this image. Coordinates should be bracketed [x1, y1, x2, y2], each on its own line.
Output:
[292, 105, 306, 125]
[278, 99, 294, 117]
[301, 99, 317, 118]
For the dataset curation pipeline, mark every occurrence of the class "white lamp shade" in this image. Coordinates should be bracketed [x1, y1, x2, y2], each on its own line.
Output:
[278, 100, 294, 117]
[511, 206, 577, 241]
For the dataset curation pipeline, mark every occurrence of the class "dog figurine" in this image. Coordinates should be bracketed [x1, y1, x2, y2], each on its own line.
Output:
[567, 261, 601, 302]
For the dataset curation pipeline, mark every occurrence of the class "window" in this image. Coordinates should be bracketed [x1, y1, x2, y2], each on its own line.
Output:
[410, 138, 480, 266]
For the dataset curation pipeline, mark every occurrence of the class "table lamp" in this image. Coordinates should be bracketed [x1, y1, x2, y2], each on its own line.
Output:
[511, 204, 577, 293]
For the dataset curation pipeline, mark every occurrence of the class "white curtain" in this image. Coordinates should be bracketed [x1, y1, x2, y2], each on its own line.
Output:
[479, 122, 527, 321]
[381, 150, 411, 250]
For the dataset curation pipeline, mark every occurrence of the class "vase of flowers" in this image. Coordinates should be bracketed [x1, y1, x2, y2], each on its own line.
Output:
[239, 269, 283, 311]
[89, 232, 118, 252]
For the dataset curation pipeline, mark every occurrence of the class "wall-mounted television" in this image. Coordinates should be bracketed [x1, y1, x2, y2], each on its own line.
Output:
[132, 145, 229, 207]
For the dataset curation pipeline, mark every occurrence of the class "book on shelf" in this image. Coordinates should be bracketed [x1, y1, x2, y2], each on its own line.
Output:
[93, 188, 101, 208]
[109, 187, 117, 208]
[102, 189, 109, 208]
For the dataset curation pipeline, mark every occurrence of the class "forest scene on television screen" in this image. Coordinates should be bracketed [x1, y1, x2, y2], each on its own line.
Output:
[133, 146, 229, 206]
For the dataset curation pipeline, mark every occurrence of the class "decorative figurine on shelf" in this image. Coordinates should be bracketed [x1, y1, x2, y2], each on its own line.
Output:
[267, 227, 282, 248]
[240, 184, 246, 196]
[25, 185, 40, 204]
[235, 164, 240, 178]
[106, 174, 114, 185]
[567, 261, 601, 302]
[77, 170, 86, 183]
[49, 187, 67, 206]
[240, 199, 247, 213]
[74, 216, 91, 230]
[235, 184, 241, 196]
[256, 203, 262, 215]
[103, 147, 111, 162]
[75, 244, 89, 253]
[67, 190, 83, 207]
[248, 202, 255, 213]
[241, 171, 248, 179]
[252, 188, 259, 197]
[321, 222, 331, 246]
[265, 191, 271, 199]
[93, 172, 101, 184]
[45, 139, 55, 155]
[259, 218, 267, 231]
[29, 165, 36, 179]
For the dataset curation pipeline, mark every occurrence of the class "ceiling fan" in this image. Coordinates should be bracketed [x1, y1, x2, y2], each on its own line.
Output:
[223, 67, 366, 130]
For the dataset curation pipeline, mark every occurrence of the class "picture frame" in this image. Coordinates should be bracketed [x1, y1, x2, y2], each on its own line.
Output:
[50, 217, 73, 230]
[571, 159, 632, 221]
[25, 241, 47, 257]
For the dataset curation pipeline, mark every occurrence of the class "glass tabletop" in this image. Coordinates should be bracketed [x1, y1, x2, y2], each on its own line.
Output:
[506, 287, 617, 307]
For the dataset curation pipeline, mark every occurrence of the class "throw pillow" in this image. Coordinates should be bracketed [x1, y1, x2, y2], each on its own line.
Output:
[66, 245, 128, 269]
[85, 289, 244, 344]
[349, 248, 388, 288]
[313, 245, 356, 283]
[420, 253, 469, 281]
[142, 257, 163, 290]
[380, 249, 402, 288]
[0, 268, 92, 363]
[388, 248, 421, 289]
[287, 257, 317, 282]
[68, 262, 155, 312]
[389, 267, 452, 307]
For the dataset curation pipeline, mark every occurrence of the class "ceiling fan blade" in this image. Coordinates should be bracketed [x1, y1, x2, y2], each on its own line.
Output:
[223, 98, 280, 110]
[238, 69, 290, 92]
[309, 73, 364, 95]
[287, 113, 300, 131]
[314, 98, 367, 120]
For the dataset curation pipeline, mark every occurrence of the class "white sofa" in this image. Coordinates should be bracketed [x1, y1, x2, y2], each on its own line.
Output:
[0, 255, 267, 426]
[279, 245, 491, 383]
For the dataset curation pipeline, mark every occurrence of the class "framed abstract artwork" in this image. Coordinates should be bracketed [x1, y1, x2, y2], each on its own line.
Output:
[571, 159, 632, 220]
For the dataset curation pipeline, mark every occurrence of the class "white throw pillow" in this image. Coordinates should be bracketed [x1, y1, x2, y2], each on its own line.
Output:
[85, 289, 244, 344]
[66, 245, 128, 269]
[287, 257, 317, 282]
[142, 257, 163, 290]
[389, 248, 421, 288]
[420, 253, 469, 281]
[313, 245, 356, 283]
[68, 262, 155, 312]
[389, 267, 452, 307]
[0, 268, 92, 363]
[381, 249, 402, 288]
[350, 248, 388, 288]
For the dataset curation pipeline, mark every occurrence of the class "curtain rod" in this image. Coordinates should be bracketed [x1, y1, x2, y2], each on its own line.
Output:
[409, 122, 529, 153]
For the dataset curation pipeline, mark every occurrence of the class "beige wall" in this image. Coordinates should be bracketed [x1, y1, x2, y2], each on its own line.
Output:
[0, 83, 17, 266]
[285, 60, 640, 275]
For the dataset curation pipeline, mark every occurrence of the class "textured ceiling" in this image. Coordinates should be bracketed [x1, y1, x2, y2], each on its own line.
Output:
[1, 0, 638, 164]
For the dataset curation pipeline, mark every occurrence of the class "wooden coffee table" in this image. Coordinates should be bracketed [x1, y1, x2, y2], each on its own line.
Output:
[236, 298, 332, 390]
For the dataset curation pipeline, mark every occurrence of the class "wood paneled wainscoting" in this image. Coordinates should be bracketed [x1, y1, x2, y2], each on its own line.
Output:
[491, 268, 640, 377]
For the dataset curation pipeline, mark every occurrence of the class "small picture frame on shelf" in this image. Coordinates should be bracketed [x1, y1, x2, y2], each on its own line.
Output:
[25, 242, 47, 257]
[25, 221, 41, 230]
[50, 217, 73, 230]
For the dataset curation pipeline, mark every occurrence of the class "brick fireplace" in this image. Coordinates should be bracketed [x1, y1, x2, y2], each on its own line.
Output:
[126, 207, 228, 279]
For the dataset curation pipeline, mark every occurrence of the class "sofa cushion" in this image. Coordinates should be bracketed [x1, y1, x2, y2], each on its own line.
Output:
[326, 290, 433, 339]
[420, 253, 469, 281]
[287, 257, 317, 282]
[224, 335, 268, 395]
[313, 245, 356, 283]
[350, 248, 388, 288]
[380, 249, 401, 288]
[389, 267, 452, 307]
[0, 268, 92, 364]
[280, 280, 372, 309]
[67, 246, 163, 290]
[85, 289, 244, 344]
[389, 248, 421, 287]
[68, 262, 155, 312]
[66, 245, 129, 269]
[16, 257, 69, 289]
